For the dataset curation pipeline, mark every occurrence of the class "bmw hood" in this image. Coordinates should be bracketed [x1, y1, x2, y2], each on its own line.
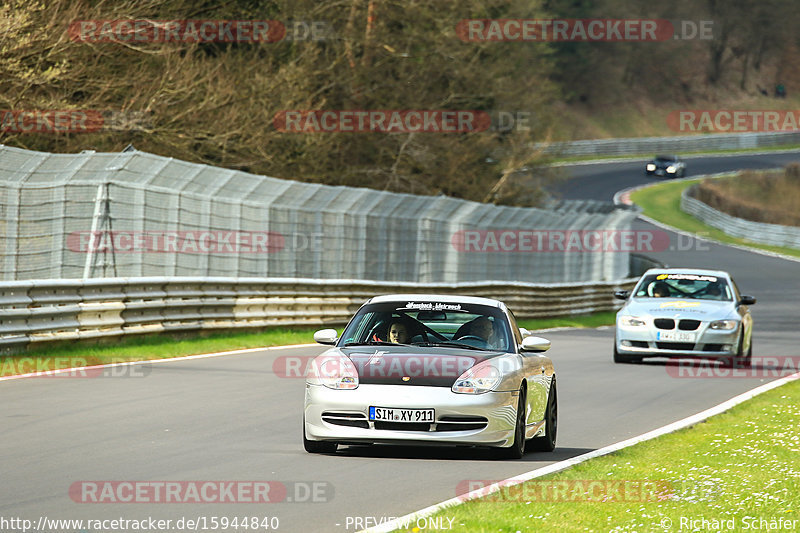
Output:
[340, 346, 507, 387]
[620, 298, 735, 321]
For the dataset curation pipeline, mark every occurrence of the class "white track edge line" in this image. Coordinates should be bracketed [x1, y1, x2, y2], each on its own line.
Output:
[360, 371, 800, 533]
[0, 343, 317, 382]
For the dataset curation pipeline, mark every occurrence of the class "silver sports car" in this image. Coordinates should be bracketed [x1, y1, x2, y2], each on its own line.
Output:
[303, 294, 557, 459]
[614, 268, 756, 366]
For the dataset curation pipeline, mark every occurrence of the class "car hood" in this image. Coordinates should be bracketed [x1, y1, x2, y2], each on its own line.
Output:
[621, 298, 735, 320]
[652, 160, 676, 168]
[339, 345, 507, 387]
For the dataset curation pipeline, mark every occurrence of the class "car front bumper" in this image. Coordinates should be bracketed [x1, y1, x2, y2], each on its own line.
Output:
[304, 383, 519, 448]
[616, 324, 740, 358]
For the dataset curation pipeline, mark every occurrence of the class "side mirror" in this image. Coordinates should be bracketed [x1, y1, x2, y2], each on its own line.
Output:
[739, 295, 756, 306]
[313, 329, 338, 345]
[519, 327, 531, 339]
[614, 290, 630, 300]
[521, 336, 551, 353]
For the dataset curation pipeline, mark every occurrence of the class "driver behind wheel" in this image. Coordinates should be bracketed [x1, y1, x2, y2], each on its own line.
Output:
[470, 316, 498, 347]
[388, 321, 409, 344]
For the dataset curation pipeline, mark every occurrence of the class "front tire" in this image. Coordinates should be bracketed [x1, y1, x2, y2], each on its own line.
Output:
[614, 343, 642, 364]
[497, 387, 527, 459]
[303, 417, 337, 454]
[529, 379, 557, 452]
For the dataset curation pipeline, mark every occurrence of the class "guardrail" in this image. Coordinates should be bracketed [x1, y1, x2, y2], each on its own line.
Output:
[0, 277, 638, 352]
[681, 186, 800, 249]
[536, 131, 800, 157]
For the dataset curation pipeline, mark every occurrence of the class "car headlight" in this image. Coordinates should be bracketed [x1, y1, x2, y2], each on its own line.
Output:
[666, 165, 677, 173]
[646, 164, 656, 171]
[709, 320, 738, 330]
[619, 316, 646, 327]
[310, 355, 359, 390]
[452, 364, 502, 394]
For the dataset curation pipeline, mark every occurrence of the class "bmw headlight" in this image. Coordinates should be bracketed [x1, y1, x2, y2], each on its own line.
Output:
[452, 363, 502, 394]
[646, 164, 656, 171]
[709, 320, 737, 330]
[666, 165, 677, 173]
[619, 316, 646, 327]
[309, 354, 359, 390]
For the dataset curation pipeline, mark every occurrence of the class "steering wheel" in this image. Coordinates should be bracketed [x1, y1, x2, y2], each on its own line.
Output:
[454, 335, 490, 348]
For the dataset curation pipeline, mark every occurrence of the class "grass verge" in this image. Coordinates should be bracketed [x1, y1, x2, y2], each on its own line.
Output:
[392, 379, 800, 532]
[0, 312, 616, 377]
[630, 178, 800, 259]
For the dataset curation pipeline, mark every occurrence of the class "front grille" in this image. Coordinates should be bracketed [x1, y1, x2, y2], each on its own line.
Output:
[374, 421, 431, 431]
[324, 413, 490, 433]
[656, 342, 696, 351]
[679, 319, 701, 331]
[322, 412, 369, 429]
[436, 416, 489, 432]
[703, 344, 725, 352]
[654, 318, 675, 329]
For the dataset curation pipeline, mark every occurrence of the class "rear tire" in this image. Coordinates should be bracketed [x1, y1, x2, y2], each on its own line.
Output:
[529, 379, 557, 452]
[303, 417, 337, 454]
[497, 387, 526, 459]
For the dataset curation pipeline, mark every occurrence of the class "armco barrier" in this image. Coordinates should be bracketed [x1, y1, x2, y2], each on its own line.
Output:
[536, 131, 800, 157]
[681, 185, 800, 249]
[0, 277, 638, 351]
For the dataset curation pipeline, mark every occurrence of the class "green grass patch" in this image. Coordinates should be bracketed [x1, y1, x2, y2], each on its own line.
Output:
[0, 326, 319, 376]
[393, 379, 800, 532]
[518, 311, 616, 331]
[0, 312, 615, 377]
[631, 178, 800, 259]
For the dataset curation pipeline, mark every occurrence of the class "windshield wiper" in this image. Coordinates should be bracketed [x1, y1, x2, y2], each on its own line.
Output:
[343, 341, 412, 347]
[416, 341, 488, 351]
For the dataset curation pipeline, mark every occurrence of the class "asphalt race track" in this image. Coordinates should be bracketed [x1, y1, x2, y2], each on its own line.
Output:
[2, 151, 799, 533]
[551, 150, 800, 201]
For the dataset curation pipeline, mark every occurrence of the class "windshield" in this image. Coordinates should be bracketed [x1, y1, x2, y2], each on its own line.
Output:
[634, 273, 732, 301]
[338, 300, 513, 352]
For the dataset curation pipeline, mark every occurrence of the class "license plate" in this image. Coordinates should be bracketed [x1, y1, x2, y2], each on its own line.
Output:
[369, 407, 434, 423]
[655, 170, 665, 175]
[657, 331, 696, 342]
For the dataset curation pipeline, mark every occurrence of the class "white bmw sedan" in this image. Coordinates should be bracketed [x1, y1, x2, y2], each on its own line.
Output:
[614, 269, 756, 366]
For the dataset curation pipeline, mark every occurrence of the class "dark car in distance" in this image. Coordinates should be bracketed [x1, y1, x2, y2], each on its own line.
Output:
[646, 155, 686, 178]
